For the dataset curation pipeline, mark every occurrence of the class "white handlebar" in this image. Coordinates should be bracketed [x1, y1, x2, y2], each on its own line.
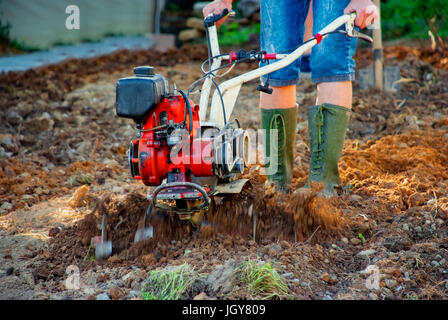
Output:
[201, 13, 357, 128]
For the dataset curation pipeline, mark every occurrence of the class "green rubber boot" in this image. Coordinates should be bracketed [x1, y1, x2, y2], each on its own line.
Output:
[303, 103, 351, 197]
[261, 106, 298, 192]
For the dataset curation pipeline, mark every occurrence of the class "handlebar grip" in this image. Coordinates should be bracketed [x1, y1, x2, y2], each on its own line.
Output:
[204, 8, 230, 27]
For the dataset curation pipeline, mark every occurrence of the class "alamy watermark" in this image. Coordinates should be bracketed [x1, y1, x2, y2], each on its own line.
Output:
[165, 124, 280, 175]
[66, 5, 80, 30]
[364, 265, 380, 290]
[65, 265, 80, 290]
[65, 265, 97, 291]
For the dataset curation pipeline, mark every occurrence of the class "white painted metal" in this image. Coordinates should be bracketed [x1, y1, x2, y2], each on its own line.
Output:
[199, 17, 222, 121]
[200, 13, 356, 128]
[220, 53, 288, 61]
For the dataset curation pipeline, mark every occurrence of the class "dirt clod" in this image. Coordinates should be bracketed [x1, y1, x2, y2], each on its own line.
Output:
[109, 286, 125, 300]
[48, 227, 61, 237]
[320, 273, 338, 285]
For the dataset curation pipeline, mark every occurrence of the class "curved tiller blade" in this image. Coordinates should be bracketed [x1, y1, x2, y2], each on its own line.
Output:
[95, 214, 112, 260]
[134, 205, 154, 243]
[95, 240, 112, 260]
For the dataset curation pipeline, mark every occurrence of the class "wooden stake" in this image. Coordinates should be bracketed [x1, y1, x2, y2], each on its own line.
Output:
[373, 0, 383, 91]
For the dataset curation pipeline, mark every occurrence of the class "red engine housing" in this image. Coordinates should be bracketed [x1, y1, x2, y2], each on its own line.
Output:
[129, 95, 214, 186]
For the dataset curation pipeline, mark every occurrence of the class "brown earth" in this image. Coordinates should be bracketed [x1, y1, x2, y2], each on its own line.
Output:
[0, 42, 447, 300]
[356, 44, 448, 70]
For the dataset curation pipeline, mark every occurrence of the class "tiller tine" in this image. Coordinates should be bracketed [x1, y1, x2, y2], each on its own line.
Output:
[134, 205, 154, 243]
[95, 214, 112, 260]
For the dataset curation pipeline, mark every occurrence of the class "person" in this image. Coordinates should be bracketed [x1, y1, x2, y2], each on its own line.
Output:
[203, 0, 379, 196]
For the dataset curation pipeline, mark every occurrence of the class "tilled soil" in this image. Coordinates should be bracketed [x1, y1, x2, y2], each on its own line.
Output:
[0, 43, 447, 300]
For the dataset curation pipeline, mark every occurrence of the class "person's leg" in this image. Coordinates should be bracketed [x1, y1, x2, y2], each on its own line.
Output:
[260, 85, 296, 110]
[316, 81, 352, 109]
[312, 0, 357, 106]
[304, 2, 314, 50]
[259, 0, 310, 190]
[300, 0, 357, 196]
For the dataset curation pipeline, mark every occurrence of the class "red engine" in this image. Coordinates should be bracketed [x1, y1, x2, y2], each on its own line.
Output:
[116, 66, 245, 212]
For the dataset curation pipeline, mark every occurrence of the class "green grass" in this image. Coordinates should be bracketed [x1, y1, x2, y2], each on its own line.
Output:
[358, 233, 366, 245]
[69, 173, 94, 186]
[381, 0, 448, 40]
[0, 11, 34, 52]
[240, 260, 290, 300]
[141, 263, 197, 300]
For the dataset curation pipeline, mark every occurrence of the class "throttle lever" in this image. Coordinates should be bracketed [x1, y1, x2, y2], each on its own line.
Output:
[339, 30, 373, 43]
[257, 83, 273, 95]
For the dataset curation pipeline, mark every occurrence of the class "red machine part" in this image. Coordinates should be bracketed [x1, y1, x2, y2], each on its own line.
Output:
[131, 95, 214, 186]
[228, 51, 278, 63]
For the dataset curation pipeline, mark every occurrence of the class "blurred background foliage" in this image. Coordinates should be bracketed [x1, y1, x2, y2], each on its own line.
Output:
[217, 0, 448, 45]
[216, 0, 259, 46]
[1, 0, 447, 52]
[381, 0, 448, 39]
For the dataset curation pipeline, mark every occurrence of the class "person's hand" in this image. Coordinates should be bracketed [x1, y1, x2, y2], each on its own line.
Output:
[203, 0, 233, 27]
[344, 0, 379, 29]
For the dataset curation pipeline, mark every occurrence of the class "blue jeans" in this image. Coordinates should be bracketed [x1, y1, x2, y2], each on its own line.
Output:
[260, 0, 358, 86]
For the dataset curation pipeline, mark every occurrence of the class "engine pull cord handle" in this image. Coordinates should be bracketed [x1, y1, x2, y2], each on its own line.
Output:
[339, 11, 373, 43]
[257, 59, 273, 95]
[179, 90, 193, 134]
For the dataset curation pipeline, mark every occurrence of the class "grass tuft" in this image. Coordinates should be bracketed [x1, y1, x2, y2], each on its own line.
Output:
[141, 263, 196, 300]
[240, 260, 290, 300]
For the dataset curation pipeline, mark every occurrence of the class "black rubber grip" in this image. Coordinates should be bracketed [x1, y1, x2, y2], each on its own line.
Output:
[257, 84, 273, 95]
[204, 8, 229, 27]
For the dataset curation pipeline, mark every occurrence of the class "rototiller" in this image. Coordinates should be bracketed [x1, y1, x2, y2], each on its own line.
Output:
[95, 10, 372, 259]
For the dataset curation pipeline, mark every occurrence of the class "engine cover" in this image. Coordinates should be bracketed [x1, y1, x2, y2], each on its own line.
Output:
[129, 94, 214, 186]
